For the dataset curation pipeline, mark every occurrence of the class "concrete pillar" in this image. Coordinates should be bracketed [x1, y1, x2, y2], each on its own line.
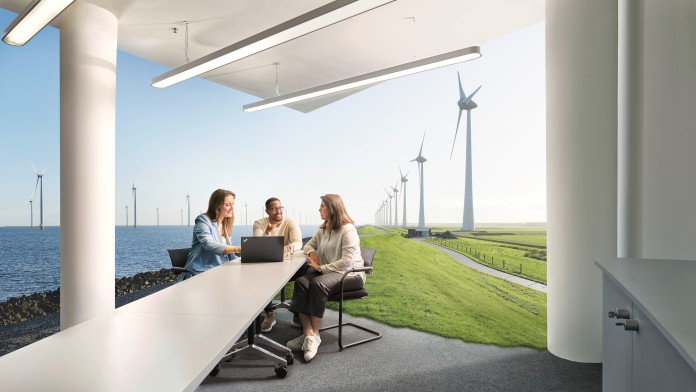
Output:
[618, 0, 644, 258]
[59, 2, 117, 330]
[546, 0, 618, 362]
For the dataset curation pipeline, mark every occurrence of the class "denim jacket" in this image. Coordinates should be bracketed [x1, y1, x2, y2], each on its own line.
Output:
[180, 214, 236, 280]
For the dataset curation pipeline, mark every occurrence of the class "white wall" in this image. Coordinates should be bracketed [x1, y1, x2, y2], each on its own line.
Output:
[641, 1, 696, 259]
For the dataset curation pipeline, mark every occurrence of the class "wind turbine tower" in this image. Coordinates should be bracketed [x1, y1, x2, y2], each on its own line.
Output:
[384, 188, 393, 226]
[125, 205, 129, 226]
[450, 72, 482, 232]
[410, 132, 427, 229]
[186, 194, 191, 227]
[391, 180, 399, 227]
[399, 167, 409, 228]
[31, 162, 48, 230]
[132, 182, 137, 228]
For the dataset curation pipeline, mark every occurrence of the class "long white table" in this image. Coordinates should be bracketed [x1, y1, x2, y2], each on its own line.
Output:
[0, 255, 307, 392]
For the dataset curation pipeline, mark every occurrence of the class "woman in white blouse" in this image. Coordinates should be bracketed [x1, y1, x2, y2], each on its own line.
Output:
[287, 194, 364, 362]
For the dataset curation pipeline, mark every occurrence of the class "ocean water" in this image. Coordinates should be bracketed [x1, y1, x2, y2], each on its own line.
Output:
[0, 224, 319, 302]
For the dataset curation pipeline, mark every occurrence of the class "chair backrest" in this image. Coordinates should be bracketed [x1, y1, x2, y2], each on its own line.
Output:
[167, 248, 191, 271]
[360, 248, 376, 272]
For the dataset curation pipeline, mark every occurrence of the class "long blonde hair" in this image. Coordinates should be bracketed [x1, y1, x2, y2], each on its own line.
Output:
[205, 189, 235, 235]
[320, 194, 354, 231]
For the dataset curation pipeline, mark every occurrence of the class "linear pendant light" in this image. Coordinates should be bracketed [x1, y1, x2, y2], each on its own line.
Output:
[152, 0, 395, 88]
[243, 46, 482, 112]
[2, 0, 75, 46]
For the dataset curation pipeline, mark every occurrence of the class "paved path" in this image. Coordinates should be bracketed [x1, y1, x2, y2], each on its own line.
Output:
[417, 239, 547, 292]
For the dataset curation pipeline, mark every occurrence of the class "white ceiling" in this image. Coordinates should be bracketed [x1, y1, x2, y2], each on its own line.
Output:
[1, 0, 544, 112]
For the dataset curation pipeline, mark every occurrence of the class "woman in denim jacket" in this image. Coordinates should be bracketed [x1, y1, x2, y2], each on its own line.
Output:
[179, 189, 241, 281]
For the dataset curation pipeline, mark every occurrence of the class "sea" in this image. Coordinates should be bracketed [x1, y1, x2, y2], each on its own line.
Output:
[0, 225, 319, 302]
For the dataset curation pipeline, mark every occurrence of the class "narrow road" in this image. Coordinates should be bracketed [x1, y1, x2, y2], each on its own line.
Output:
[417, 239, 547, 293]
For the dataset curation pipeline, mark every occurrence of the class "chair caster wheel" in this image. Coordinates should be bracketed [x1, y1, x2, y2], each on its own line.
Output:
[275, 364, 288, 378]
[286, 353, 294, 365]
[209, 364, 221, 377]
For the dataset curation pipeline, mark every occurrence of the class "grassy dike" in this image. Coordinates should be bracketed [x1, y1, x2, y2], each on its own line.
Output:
[329, 227, 547, 349]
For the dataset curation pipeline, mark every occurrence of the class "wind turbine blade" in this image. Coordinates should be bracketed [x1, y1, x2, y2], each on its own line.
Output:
[457, 71, 465, 100]
[418, 131, 426, 157]
[40, 166, 49, 175]
[30, 161, 39, 174]
[463, 85, 482, 104]
[31, 177, 40, 200]
[450, 110, 464, 159]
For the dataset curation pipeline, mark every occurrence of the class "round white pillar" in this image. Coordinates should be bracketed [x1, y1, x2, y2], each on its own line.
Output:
[546, 0, 618, 362]
[59, 3, 117, 330]
[618, 0, 644, 258]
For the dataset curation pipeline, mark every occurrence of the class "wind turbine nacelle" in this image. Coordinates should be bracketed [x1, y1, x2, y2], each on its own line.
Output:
[458, 100, 478, 110]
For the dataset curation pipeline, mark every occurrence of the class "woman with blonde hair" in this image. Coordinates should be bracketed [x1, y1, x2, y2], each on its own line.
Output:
[287, 194, 364, 361]
[179, 189, 241, 281]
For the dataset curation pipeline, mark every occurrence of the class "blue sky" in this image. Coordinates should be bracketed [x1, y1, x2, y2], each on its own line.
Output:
[0, 9, 545, 227]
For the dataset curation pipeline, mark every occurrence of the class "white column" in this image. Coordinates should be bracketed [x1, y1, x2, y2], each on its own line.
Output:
[617, 0, 644, 258]
[546, 0, 618, 362]
[59, 3, 117, 330]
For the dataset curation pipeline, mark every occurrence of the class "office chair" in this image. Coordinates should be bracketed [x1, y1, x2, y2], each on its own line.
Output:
[166, 248, 193, 277]
[320, 247, 382, 350]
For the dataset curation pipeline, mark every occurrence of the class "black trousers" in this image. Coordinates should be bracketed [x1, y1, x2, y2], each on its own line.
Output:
[289, 270, 363, 318]
[263, 262, 310, 312]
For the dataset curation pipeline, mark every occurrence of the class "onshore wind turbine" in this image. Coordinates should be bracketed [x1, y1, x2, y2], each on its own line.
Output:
[132, 182, 137, 228]
[391, 180, 399, 227]
[410, 132, 427, 228]
[450, 72, 481, 231]
[384, 188, 393, 226]
[399, 167, 408, 227]
[30, 162, 48, 230]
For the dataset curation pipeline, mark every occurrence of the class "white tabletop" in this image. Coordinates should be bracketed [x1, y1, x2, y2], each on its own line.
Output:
[595, 257, 696, 373]
[118, 256, 307, 317]
[0, 254, 308, 392]
[0, 311, 247, 392]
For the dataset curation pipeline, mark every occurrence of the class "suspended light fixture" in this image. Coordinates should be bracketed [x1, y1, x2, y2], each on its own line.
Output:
[2, 0, 75, 46]
[152, 0, 395, 88]
[243, 46, 482, 112]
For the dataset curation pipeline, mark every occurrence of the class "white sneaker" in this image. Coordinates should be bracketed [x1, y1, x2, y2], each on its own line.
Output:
[287, 334, 306, 351]
[303, 335, 321, 362]
[260, 311, 276, 333]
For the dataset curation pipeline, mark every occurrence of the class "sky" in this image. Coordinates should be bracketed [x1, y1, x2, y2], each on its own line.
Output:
[0, 9, 545, 227]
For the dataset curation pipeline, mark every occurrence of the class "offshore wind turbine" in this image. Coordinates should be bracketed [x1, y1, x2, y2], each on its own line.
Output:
[125, 205, 129, 226]
[390, 180, 400, 227]
[30, 162, 48, 230]
[399, 167, 409, 228]
[410, 132, 427, 228]
[186, 194, 191, 227]
[132, 182, 137, 228]
[450, 72, 482, 232]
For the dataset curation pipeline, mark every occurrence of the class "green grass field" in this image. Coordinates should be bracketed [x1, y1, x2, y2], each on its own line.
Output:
[329, 228, 547, 349]
[424, 237, 547, 284]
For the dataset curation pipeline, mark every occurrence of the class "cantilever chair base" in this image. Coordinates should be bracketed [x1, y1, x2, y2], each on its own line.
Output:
[320, 321, 382, 350]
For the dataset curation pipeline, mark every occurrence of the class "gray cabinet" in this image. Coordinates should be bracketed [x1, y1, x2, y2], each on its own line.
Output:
[598, 258, 696, 392]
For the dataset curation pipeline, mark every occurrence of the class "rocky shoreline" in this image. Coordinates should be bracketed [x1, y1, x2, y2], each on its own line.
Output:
[0, 269, 178, 356]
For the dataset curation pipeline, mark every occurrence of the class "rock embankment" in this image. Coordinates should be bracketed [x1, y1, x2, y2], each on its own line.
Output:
[0, 269, 178, 326]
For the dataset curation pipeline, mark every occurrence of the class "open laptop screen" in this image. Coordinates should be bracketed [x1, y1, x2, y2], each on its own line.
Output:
[240, 236, 284, 263]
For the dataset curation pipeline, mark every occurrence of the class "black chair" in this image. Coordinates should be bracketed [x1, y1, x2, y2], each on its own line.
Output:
[320, 247, 382, 350]
[167, 248, 193, 278]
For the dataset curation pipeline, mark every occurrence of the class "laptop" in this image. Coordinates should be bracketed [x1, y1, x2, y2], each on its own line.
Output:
[240, 236, 284, 263]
